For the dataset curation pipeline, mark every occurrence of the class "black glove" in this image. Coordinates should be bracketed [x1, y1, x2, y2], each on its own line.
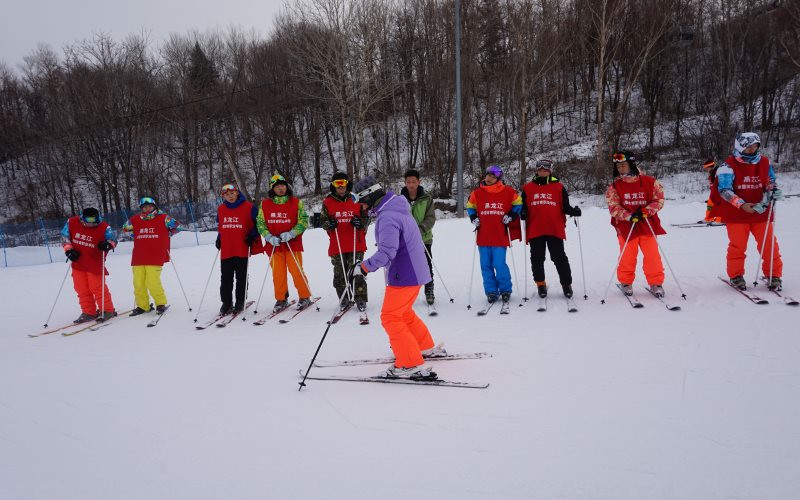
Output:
[520, 209, 528, 221]
[325, 217, 338, 231]
[350, 216, 362, 229]
[469, 215, 480, 228]
[65, 249, 80, 262]
[98, 240, 114, 252]
[569, 206, 582, 217]
[348, 260, 367, 280]
[245, 233, 258, 246]
[501, 211, 517, 225]
[215, 237, 221, 250]
[629, 208, 645, 223]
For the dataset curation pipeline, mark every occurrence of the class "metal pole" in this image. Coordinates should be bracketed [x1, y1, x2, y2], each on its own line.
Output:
[39, 218, 53, 263]
[1, 226, 7, 267]
[455, 0, 464, 218]
[187, 200, 200, 246]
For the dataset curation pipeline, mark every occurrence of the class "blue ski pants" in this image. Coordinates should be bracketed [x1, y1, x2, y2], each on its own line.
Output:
[478, 246, 512, 296]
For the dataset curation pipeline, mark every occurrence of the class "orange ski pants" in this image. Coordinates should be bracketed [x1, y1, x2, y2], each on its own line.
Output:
[271, 249, 311, 300]
[725, 221, 782, 279]
[72, 269, 115, 314]
[617, 235, 664, 286]
[381, 285, 435, 368]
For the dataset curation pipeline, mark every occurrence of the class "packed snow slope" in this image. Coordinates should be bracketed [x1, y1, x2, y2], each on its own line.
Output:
[2, 189, 799, 499]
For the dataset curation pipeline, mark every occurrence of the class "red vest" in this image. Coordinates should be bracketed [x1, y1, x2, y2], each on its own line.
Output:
[473, 184, 517, 247]
[610, 175, 666, 238]
[713, 155, 771, 224]
[67, 216, 109, 275]
[322, 196, 367, 256]
[261, 197, 304, 255]
[130, 213, 170, 266]
[217, 201, 264, 259]
[522, 181, 566, 240]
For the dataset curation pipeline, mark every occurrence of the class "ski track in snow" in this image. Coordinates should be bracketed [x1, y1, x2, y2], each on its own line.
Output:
[1, 187, 800, 499]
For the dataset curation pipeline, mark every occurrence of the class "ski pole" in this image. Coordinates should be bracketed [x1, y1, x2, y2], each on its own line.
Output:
[334, 226, 354, 302]
[422, 243, 454, 303]
[506, 227, 520, 301]
[522, 219, 528, 302]
[467, 231, 478, 310]
[751, 199, 775, 287]
[254, 248, 276, 314]
[167, 250, 193, 311]
[643, 218, 686, 299]
[242, 246, 252, 321]
[768, 203, 777, 286]
[100, 250, 106, 318]
[284, 242, 317, 299]
[44, 261, 72, 327]
[192, 248, 220, 322]
[575, 217, 588, 300]
[298, 290, 351, 391]
[600, 222, 636, 304]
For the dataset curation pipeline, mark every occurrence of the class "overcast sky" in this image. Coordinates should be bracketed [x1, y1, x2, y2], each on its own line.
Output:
[0, 0, 285, 70]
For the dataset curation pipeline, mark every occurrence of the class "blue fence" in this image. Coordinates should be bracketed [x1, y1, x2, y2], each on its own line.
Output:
[0, 199, 221, 267]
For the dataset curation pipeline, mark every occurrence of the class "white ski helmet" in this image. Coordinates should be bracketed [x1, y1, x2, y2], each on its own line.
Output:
[734, 132, 761, 154]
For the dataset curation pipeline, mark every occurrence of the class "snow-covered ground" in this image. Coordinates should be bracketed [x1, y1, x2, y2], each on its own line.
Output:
[2, 186, 799, 499]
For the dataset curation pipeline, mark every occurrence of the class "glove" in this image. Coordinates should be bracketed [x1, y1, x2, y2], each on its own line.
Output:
[65, 249, 80, 262]
[98, 240, 114, 252]
[325, 217, 338, 231]
[215, 237, 221, 250]
[770, 188, 784, 202]
[349, 260, 368, 279]
[350, 216, 362, 229]
[245, 233, 258, 246]
[280, 231, 295, 243]
[570, 206, 582, 217]
[501, 211, 517, 225]
[629, 209, 645, 223]
[470, 216, 480, 228]
[268, 235, 281, 246]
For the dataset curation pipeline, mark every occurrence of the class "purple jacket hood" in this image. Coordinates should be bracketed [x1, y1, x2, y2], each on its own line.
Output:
[362, 190, 432, 287]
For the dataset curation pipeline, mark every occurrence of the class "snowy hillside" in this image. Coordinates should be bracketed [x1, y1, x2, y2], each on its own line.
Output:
[1, 186, 799, 499]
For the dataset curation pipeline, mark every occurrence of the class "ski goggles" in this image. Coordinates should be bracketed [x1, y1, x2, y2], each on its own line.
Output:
[82, 215, 99, 224]
[220, 184, 238, 195]
[138, 197, 156, 207]
[535, 159, 553, 170]
[702, 159, 716, 170]
[353, 183, 383, 203]
[612, 153, 633, 163]
[331, 178, 349, 188]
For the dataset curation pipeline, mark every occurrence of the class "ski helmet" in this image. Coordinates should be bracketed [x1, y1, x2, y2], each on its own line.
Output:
[485, 165, 503, 179]
[81, 207, 100, 224]
[329, 172, 350, 194]
[611, 150, 639, 177]
[138, 196, 157, 209]
[353, 176, 386, 208]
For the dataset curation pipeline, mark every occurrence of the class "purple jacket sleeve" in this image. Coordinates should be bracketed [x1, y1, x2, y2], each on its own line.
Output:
[363, 217, 400, 272]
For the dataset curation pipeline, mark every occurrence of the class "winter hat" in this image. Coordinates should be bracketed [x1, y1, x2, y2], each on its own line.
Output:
[329, 172, 350, 194]
[734, 132, 761, 155]
[138, 196, 158, 208]
[611, 150, 639, 177]
[353, 176, 386, 208]
[485, 165, 503, 179]
[81, 207, 100, 223]
[269, 174, 288, 189]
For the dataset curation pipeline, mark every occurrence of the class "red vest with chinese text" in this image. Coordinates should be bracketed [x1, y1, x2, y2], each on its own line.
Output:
[713, 155, 771, 224]
[67, 216, 109, 275]
[522, 181, 567, 240]
[323, 196, 367, 256]
[261, 197, 304, 255]
[130, 213, 170, 266]
[217, 201, 264, 259]
[473, 184, 517, 247]
[610, 175, 666, 238]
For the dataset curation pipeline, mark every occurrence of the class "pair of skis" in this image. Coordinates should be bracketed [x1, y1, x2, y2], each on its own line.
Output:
[303, 351, 491, 389]
[29, 308, 135, 338]
[670, 221, 725, 228]
[330, 301, 371, 325]
[531, 288, 579, 313]
[252, 297, 323, 325]
[719, 276, 798, 306]
[615, 283, 682, 311]
[476, 300, 510, 316]
[195, 301, 255, 330]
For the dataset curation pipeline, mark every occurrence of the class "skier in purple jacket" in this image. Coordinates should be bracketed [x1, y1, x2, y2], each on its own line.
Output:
[351, 176, 444, 380]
